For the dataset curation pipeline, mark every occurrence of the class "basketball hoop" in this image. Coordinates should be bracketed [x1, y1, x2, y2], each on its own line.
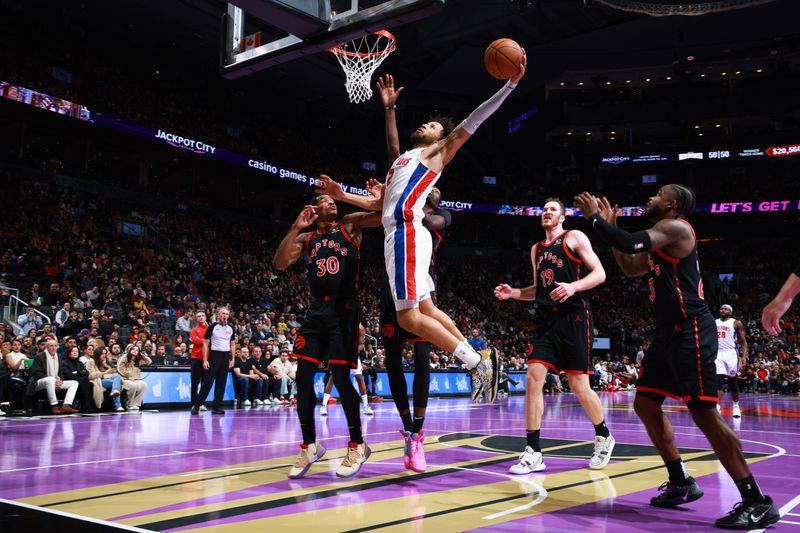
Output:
[329, 30, 396, 104]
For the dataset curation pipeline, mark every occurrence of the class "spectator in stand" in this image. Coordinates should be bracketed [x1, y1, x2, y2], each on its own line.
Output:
[62, 346, 93, 412]
[2, 339, 29, 412]
[267, 349, 294, 405]
[17, 307, 43, 336]
[54, 302, 71, 330]
[468, 329, 487, 352]
[232, 347, 262, 407]
[175, 311, 193, 340]
[86, 346, 121, 411]
[755, 364, 770, 393]
[26, 339, 79, 414]
[251, 346, 271, 403]
[117, 344, 151, 411]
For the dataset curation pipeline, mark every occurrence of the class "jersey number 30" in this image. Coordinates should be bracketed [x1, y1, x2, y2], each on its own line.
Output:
[316, 257, 340, 277]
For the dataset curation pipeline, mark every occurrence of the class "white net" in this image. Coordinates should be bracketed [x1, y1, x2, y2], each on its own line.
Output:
[330, 30, 396, 104]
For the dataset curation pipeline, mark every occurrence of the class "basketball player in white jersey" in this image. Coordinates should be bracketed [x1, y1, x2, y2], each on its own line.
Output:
[715, 304, 748, 417]
[316, 58, 527, 398]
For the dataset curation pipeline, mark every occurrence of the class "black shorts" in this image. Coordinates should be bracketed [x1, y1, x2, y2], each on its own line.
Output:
[529, 309, 593, 374]
[293, 299, 360, 368]
[638, 312, 719, 403]
[379, 275, 428, 343]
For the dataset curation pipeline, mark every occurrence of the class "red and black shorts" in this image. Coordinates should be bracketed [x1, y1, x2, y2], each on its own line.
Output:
[379, 275, 428, 344]
[529, 309, 593, 374]
[638, 312, 719, 404]
[293, 299, 359, 368]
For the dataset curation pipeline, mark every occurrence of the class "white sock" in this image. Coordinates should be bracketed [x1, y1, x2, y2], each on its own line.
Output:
[361, 394, 368, 407]
[733, 401, 739, 407]
[322, 393, 330, 407]
[454, 341, 481, 369]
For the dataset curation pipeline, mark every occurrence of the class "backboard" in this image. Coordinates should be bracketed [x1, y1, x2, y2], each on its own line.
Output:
[220, 0, 444, 79]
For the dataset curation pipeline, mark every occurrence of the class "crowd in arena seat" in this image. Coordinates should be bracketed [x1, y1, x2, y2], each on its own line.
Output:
[1, 169, 798, 414]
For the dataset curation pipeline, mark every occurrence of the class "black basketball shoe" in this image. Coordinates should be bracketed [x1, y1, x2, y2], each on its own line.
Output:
[715, 496, 780, 530]
[650, 477, 704, 507]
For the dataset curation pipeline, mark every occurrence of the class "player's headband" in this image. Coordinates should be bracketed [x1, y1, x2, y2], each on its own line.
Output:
[720, 304, 733, 312]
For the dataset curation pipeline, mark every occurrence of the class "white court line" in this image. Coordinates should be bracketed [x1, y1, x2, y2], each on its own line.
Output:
[752, 493, 800, 533]
[0, 429, 401, 474]
[788, 512, 800, 517]
[779, 520, 800, 526]
[0, 497, 151, 532]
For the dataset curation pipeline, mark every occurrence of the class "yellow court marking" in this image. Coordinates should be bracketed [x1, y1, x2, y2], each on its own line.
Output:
[117, 440, 590, 528]
[23, 434, 510, 520]
[183, 452, 775, 533]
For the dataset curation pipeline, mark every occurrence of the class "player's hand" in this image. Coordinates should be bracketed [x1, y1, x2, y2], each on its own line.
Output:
[761, 295, 791, 335]
[228, 359, 234, 369]
[203, 360, 210, 370]
[510, 48, 527, 84]
[366, 179, 385, 202]
[494, 284, 515, 301]
[293, 205, 318, 230]
[376, 74, 404, 108]
[574, 192, 600, 219]
[598, 196, 618, 226]
[315, 174, 344, 200]
[739, 357, 748, 370]
[550, 282, 576, 303]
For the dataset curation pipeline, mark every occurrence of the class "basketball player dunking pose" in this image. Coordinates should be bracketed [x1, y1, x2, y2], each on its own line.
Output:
[715, 304, 747, 417]
[316, 60, 527, 398]
[273, 197, 381, 479]
[495, 198, 615, 474]
[575, 186, 779, 530]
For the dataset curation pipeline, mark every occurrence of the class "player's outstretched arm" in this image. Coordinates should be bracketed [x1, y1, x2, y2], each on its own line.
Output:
[377, 74, 403, 163]
[273, 206, 316, 270]
[574, 193, 649, 277]
[427, 50, 526, 169]
[761, 269, 800, 335]
[315, 174, 383, 211]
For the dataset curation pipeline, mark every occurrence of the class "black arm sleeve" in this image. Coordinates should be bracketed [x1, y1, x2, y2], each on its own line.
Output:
[589, 214, 652, 254]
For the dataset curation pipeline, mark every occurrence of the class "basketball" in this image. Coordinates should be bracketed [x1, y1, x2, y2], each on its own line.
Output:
[484, 38, 523, 80]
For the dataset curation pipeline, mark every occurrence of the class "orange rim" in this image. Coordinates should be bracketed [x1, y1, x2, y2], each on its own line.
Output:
[328, 30, 396, 58]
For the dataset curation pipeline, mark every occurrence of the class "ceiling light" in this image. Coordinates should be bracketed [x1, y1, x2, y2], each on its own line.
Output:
[611, 131, 616, 134]
[626, 80, 631, 83]
[700, 73, 706, 77]
[694, 125, 700, 129]
[735, 71, 741, 75]
[645, 78, 651, 82]
[698, 133, 704, 137]
[567, 132, 572, 135]
[756, 69, 763, 73]
[606, 81, 611, 85]
[586, 132, 591, 135]
[722, 72, 727, 75]
[560, 82, 565, 86]
[666, 76, 672, 80]
[578, 82, 584, 86]
[715, 124, 721, 128]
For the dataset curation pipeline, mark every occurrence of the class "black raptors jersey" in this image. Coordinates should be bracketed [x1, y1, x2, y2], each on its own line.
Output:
[647, 220, 708, 326]
[534, 230, 590, 312]
[305, 222, 360, 301]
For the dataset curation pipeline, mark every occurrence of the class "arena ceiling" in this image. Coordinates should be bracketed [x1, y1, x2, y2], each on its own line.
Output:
[17, 0, 800, 109]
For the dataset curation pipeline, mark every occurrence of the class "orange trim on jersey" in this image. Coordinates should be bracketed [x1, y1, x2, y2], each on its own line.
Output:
[539, 230, 569, 248]
[677, 218, 697, 239]
[692, 317, 705, 397]
[564, 369, 594, 375]
[654, 248, 680, 264]
[636, 385, 683, 401]
[527, 359, 558, 373]
[339, 224, 361, 249]
[674, 262, 688, 319]
[562, 231, 583, 264]
[329, 359, 356, 367]
[294, 353, 322, 365]
[697, 395, 719, 403]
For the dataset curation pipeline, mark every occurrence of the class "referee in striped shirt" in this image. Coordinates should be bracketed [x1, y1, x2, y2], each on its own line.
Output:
[191, 307, 237, 415]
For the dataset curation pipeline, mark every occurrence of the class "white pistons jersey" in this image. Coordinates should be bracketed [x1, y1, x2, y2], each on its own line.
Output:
[382, 147, 441, 229]
[716, 317, 737, 352]
[381, 147, 442, 305]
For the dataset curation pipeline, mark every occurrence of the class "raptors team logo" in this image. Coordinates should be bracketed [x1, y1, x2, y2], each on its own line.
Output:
[294, 335, 306, 350]
[382, 324, 396, 339]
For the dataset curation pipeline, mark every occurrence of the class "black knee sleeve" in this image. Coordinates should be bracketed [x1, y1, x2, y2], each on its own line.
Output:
[412, 342, 432, 410]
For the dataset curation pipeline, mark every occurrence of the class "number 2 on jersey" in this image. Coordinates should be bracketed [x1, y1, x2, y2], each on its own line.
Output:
[316, 257, 340, 277]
